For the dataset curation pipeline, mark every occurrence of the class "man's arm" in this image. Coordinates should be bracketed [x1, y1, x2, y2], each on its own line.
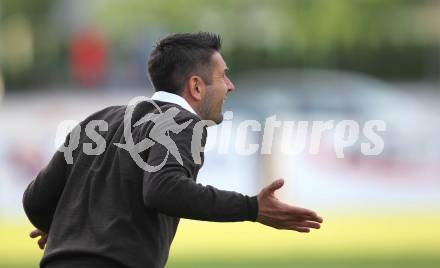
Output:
[142, 118, 323, 230]
[142, 121, 258, 222]
[144, 172, 259, 222]
[22, 146, 69, 233]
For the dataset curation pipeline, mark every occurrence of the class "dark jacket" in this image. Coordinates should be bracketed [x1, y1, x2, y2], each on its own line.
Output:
[23, 100, 258, 268]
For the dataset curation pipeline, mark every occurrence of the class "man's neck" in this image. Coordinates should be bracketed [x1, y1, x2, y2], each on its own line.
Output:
[151, 91, 198, 116]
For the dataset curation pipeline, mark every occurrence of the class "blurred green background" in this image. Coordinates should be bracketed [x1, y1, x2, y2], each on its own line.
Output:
[1, 0, 439, 90]
[1, 0, 439, 267]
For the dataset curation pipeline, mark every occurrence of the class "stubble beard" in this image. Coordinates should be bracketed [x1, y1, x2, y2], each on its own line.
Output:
[200, 97, 223, 125]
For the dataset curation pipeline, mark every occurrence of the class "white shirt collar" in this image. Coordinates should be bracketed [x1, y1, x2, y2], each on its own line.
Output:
[151, 91, 198, 115]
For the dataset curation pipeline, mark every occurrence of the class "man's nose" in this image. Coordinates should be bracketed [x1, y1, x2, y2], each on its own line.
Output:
[226, 76, 235, 92]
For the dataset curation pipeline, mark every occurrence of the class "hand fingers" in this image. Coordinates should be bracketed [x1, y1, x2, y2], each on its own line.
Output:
[303, 213, 323, 223]
[264, 179, 284, 194]
[291, 226, 310, 233]
[265, 219, 318, 233]
[282, 205, 323, 223]
[295, 220, 321, 229]
[30, 230, 43, 238]
[286, 213, 322, 223]
[278, 219, 321, 231]
[38, 235, 48, 250]
[273, 221, 311, 232]
[30, 230, 48, 250]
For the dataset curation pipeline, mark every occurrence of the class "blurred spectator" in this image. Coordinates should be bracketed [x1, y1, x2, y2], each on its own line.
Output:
[69, 29, 108, 88]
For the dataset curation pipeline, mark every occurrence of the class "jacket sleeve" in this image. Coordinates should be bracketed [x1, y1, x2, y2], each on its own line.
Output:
[142, 117, 259, 222]
[22, 139, 71, 233]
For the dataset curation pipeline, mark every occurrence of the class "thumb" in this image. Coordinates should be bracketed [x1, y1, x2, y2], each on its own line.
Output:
[30, 229, 42, 238]
[264, 179, 284, 194]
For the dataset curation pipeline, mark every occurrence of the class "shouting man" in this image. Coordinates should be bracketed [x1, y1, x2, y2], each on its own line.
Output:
[23, 32, 323, 268]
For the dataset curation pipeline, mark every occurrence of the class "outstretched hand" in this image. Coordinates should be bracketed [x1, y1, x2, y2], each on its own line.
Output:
[30, 229, 48, 249]
[256, 179, 323, 232]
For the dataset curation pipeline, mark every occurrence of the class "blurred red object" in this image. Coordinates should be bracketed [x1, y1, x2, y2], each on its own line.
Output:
[70, 29, 108, 88]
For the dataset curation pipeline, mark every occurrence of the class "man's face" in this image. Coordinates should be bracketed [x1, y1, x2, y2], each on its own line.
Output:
[201, 52, 235, 124]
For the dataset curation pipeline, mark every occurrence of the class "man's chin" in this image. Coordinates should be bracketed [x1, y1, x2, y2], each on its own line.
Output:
[214, 113, 224, 124]
[204, 113, 223, 126]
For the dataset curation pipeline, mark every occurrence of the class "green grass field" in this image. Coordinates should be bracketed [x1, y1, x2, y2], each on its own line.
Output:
[3, 256, 439, 268]
[2, 213, 440, 268]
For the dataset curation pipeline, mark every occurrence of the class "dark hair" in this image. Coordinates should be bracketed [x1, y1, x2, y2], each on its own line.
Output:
[147, 32, 222, 94]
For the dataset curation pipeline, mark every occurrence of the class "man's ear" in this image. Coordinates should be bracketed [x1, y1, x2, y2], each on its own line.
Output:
[187, 75, 206, 102]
